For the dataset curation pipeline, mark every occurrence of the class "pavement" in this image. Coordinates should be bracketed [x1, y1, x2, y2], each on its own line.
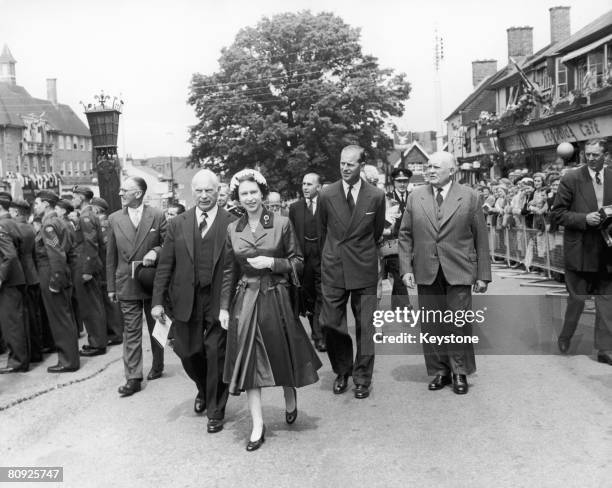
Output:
[1, 266, 611, 488]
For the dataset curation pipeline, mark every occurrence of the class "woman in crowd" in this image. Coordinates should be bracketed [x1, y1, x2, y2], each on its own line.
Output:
[219, 169, 322, 452]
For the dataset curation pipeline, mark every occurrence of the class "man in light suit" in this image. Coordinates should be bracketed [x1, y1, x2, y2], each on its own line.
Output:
[398, 151, 490, 395]
[151, 170, 236, 433]
[106, 176, 166, 396]
[553, 138, 612, 363]
[289, 172, 326, 352]
[318, 145, 386, 399]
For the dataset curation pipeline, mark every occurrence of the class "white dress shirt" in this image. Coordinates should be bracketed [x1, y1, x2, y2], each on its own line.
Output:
[588, 167, 605, 209]
[433, 181, 453, 202]
[342, 179, 362, 205]
[127, 203, 144, 228]
[307, 195, 318, 215]
[196, 205, 218, 238]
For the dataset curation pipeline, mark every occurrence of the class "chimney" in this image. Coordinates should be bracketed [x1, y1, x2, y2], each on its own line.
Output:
[472, 60, 498, 88]
[507, 26, 533, 64]
[550, 6, 571, 44]
[46, 78, 57, 105]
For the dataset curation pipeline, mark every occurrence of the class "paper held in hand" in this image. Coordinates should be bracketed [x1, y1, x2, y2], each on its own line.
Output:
[152, 315, 172, 347]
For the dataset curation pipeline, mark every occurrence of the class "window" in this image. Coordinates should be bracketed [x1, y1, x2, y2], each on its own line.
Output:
[73, 136, 78, 150]
[587, 50, 604, 87]
[58, 135, 64, 150]
[556, 58, 568, 98]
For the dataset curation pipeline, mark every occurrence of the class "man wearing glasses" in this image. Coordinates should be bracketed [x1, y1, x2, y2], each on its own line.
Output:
[106, 177, 167, 396]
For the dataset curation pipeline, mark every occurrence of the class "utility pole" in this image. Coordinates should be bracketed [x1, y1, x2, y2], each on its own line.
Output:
[169, 155, 175, 203]
[434, 28, 445, 152]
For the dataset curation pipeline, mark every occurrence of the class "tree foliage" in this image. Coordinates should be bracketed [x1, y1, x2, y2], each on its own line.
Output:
[187, 11, 411, 194]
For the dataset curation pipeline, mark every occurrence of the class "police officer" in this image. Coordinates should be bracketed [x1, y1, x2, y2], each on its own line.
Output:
[72, 186, 108, 356]
[9, 198, 43, 363]
[90, 197, 123, 346]
[34, 190, 79, 373]
[383, 168, 413, 310]
[0, 192, 28, 373]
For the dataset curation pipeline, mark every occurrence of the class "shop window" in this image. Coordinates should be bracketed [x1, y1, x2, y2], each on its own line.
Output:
[556, 58, 568, 98]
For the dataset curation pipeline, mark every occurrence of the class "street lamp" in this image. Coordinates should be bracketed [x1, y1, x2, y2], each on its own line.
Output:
[82, 91, 124, 212]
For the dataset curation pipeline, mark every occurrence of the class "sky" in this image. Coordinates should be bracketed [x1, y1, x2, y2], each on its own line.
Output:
[0, 0, 610, 159]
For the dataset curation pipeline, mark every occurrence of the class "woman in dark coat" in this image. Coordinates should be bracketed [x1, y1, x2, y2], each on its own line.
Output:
[219, 169, 322, 451]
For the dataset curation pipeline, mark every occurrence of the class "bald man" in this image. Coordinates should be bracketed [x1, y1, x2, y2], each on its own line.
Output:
[318, 145, 386, 399]
[152, 170, 236, 433]
[398, 152, 491, 395]
[266, 192, 286, 216]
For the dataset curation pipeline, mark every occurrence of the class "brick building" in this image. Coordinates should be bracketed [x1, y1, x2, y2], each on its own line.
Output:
[0, 45, 92, 187]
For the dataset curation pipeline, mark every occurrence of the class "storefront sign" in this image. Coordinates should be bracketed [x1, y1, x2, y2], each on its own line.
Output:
[502, 113, 612, 151]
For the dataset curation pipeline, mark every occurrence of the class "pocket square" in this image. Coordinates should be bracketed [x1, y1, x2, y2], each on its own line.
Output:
[149, 228, 157, 232]
[365, 211, 375, 215]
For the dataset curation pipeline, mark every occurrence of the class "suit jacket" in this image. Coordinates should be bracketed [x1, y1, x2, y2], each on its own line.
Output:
[289, 198, 320, 254]
[106, 205, 166, 300]
[398, 183, 491, 286]
[14, 218, 39, 285]
[319, 179, 386, 289]
[552, 165, 612, 272]
[152, 207, 236, 322]
[0, 215, 25, 287]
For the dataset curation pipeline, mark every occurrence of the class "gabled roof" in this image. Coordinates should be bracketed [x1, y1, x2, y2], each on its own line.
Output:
[0, 82, 90, 136]
[0, 45, 16, 64]
[393, 141, 430, 168]
[445, 69, 506, 121]
[487, 43, 553, 89]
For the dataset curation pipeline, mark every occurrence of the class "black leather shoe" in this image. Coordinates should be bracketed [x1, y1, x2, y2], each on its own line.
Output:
[107, 338, 123, 346]
[246, 425, 266, 452]
[314, 339, 327, 352]
[428, 374, 452, 391]
[207, 419, 224, 434]
[147, 369, 163, 381]
[558, 337, 570, 354]
[0, 366, 28, 374]
[118, 379, 142, 396]
[41, 346, 55, 354]
[452, 374, 469, 395]
[47, 364, 78, 373]
[333, 374, 349, 394]
[194, 394, 206, 414]
[597, 351, 612, 365]
[354, 384, 370, 399]
[80, 347, 107, 357]
[285, 388, 297, 424]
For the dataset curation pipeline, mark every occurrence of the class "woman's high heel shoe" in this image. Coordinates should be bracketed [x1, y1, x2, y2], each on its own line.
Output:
[246, 425, 266, 452]
[285, 388, 297, 424]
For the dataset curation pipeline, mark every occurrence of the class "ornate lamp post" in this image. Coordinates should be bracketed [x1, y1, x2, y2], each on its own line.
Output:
[82, 92, 124, 213]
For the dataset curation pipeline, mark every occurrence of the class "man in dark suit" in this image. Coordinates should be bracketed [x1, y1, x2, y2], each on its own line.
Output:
[399, 152, 491, 395]
[318, 145, 386, 399]
[152, 169, 235, 433]
[553, 138, 612, 364]
[0, 192, 28, 373]
[106, 176, 166, 396]
[289, 172, 326, 352]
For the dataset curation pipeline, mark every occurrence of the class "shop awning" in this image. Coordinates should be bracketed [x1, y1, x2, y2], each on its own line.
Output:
[561, 33, 612, 64]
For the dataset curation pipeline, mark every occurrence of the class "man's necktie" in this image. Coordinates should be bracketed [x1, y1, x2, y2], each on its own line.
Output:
[596, 171, 602, 184]
[347, 185, 355, 214]
[307, 198, 314, 215]
[199, 212, 208, 237]
[436, 188, 444, 207]
[130, 211, 140, 228]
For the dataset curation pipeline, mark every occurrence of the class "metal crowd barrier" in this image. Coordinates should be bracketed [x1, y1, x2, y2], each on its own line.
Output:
[489, 225, 566, 278]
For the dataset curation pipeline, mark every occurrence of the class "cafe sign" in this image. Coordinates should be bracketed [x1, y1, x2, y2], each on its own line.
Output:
[502, 114, 612, 151]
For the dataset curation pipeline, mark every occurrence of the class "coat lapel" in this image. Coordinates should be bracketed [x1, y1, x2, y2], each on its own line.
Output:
[329, 181, 351, 231]
[130, 206, 154, 259]
[438, 183, 463, 229]
[182, 207, 197, 263]
[579, 166, 598, 210]
[604, 167, 612, 206]
[419, 185, 439, 232]
[211, 210, 229, 267]
[345, 180, 373, 236]
[116, 209, 137, 248]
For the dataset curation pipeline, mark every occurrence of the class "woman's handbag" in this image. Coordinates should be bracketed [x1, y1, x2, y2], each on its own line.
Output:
[289, 260, 306, 319]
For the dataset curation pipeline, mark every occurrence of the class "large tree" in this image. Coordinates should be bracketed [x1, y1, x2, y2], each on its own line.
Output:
[188, 11, 411, 193]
